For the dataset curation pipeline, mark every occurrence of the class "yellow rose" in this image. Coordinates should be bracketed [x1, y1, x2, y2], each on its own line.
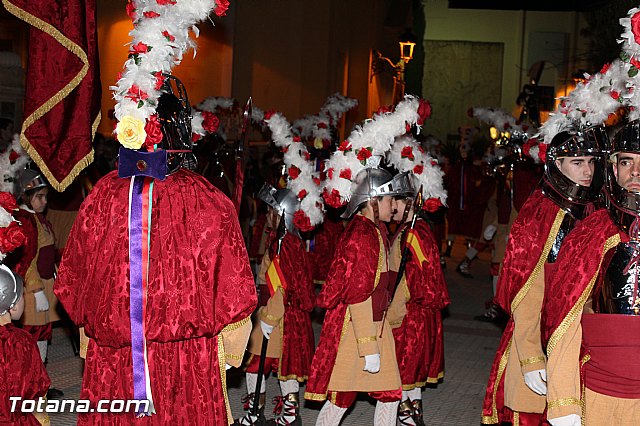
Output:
[116, 115, 147, 150]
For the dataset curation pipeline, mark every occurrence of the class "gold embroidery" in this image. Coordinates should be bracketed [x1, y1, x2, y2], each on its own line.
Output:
[216, 335, 233, 422]
[547, 397, 581, 409]
[519, 355, 546, 367]
[485, 336, 512, 424]
[513, 412, 519, 426]
[2, 0, 97, 192]
[356, 336, 377, 344]
[263, 313, 279, 322]
[511, 209, 565, 312]
[221, 316, 251, 333]
[547, 234, 621, 356]
[225, 353, 242, 361]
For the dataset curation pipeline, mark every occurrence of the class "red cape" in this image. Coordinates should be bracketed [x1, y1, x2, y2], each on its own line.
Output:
[482, 189, 566, 424]
[304, 215, 384, 400]
[55, 170, 257, 425]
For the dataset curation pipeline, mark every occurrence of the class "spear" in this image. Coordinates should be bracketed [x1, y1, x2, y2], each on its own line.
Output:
[232, 97, 252, 214]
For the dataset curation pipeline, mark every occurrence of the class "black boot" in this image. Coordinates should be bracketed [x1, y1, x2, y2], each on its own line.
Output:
[267, 392, 301, 425]
[233, 393, 266, 425]
[475, 303, 500, 323]
[397, 399, 414, 425]
[456, 257, 473, 279]
[411, 400, 426, 426]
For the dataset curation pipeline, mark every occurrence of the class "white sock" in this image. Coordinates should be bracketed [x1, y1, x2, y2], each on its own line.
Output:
[402, 390, 410, 400]
[37, 340, 47, 364]
[316, 401, 347, 426]
[245, 372, 266, 395]
[374, 400, 400, 426]
[279, 379, 299, 396]
[465, 247, 479, 259]
[407, 387, 421, 401]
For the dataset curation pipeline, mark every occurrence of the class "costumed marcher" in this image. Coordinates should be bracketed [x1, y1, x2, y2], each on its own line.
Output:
[305, 96, 430, 426]
[233, 112, 322, 426]
[385, 134, 450, 426]
[542, 15, 640, 423]
[8, 168, 64, 400]
[482, 52, 627, 425]
[55, 2, 256, 424]
[0, 192, 50, 426]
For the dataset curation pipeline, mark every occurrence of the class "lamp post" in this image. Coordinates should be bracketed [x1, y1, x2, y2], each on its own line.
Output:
[370, 29, 417, 104]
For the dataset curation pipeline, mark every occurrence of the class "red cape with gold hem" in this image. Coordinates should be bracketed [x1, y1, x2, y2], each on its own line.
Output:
[304, 215, 384, 401]
[55, 170, 257, 425]
[482, 189, 566, 424]
[267, 232, 316, 381]
[392, 220, 449, 388]
[541, 209, 625, 357]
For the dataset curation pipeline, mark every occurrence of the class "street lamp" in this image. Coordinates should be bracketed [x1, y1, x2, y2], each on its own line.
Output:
[370, 29, 417, 103]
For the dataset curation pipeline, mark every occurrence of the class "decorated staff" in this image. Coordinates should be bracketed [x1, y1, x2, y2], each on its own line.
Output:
[385, 132, 449, 426]
[55, 1, 257, 424]
[232, 98, 253, 213]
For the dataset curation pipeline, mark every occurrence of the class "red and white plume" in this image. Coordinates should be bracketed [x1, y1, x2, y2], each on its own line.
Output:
[0, 134, 29, 194]
[322, 95, 431, 208]
[264, 112, 325, 231]
[0, 191, 25, 262]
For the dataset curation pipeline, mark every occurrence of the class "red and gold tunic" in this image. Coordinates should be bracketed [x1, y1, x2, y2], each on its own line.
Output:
[55, 170, 257, 425]
[388, 219, 449, 389]
[308, 217, 344, 284]
[0, 323, 50, 425]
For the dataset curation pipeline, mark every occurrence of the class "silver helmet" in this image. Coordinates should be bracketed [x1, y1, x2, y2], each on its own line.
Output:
[15, 169, 47, 198]
[257, 183, 302, 238]
[341, 168, 408, 219]
[0, 264, 23, 316]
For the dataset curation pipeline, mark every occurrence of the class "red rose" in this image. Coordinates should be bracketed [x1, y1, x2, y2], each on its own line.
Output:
[538, 143, 548, 163]
[293, 136, 301, 143]
[376, 105, 392, 115]
[298, 189, 308, 199]
[312, 177, 321, 186]
[126, 84, 149, 103]
[143, 11, 160, 18]
[264, 110, 276, 121]
[611, 90, 621, 101]
[413, 164, 424, 174]
[130, 42, 149, 54]
[357, 147, 372, 161]
[144, 115, 163, 148]
[323, 189, 345, 208]
[304, 151, 311, 161]
[600, 62, 611, 74]
[522, 140, 532, 158]
[154, 72, 165, 90]
[417, 99, 432, 124]
[631, 57, 640, 70]
[338, 140, 351, 152]
[317, 122, 328, 129]
[202, 111, 220, 133]
[0, 221, 26, 254]
[214, 0, 230, 17]
[162, 30, 175, 42]
[192, 133, 202, 143]
[405, 123, 411, 133]
[0, 192, 18, 211]
[327, 168, 334, 180]
[401, 146, 414, 160]
[126, 1, 136, 20]
[422, 197, 442, 213]
[281, 146, 288, 154]
[430, 160, 438, 166]
[632, 12, 640, 45]
[156, 0, 177, 5]
[288, 166, 300, 179]
[293, 210, 313, 232]
[339, 169, 352, 180]
[8, 150, 19, 164]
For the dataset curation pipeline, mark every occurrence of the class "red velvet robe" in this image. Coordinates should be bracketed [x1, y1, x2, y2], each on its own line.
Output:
[55, 170, 257, 425]
[304, 215, 386, 400]
[309, 217, 344, 284]
[0, 324, 50, 425]
[482, 189, 566, 425]
[3, 209, 38, 279]
[267, 232, 316, 380]
[391, 220, 449, 388]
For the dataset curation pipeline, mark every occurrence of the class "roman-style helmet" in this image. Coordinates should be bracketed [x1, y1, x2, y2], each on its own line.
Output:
[0, 264, 23, 316]
[257, 183, 302, 238]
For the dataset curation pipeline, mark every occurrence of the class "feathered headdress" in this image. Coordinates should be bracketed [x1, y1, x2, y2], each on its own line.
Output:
[0, 134, 30, 194]
[111, 0, 229, 150]
[292, 93, 358, 150]
[0, 192, 25, 262]
[264, 112, 325, 231]
[322, 95, 431, 208]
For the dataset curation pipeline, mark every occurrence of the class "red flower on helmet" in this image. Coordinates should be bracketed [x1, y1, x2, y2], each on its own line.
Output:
[162, 31, 175, 42]
[600, 62, 611, 74]
[214, 0, 230, 17]
[338, 140, 352, 152]
[153, 72, 165, 90]
[422, 197, 442, 213]
[323, 188, 345, 208]
[632, 12, 640, 45]
[317, 122, 328, 129]
[143, 11, 160, 18]
[0, 221, 26, 255]
[264, 110, 276, 121]
[144, 115, 163, 148]
[125, 1, 136, 20]
[298, 189, 308, 200]
[327, 168, 334, 180]
[130, 42, 150, 54]
[304, 151, 311, 161]
[288, 166, 300, 179]
[611, 90, 621, 101]
[401, 146, 414, 161]
[156, 0, 177, 4]
[313, 177, 321, 186]
[293, 210, 313, 232]
[376, 105, 392, 115]
[357, 147, 372, 161]
[417, 99, 432, 125]
[0, 192, 18, 211]
[293, 136, 301, 143]
[8, 150, 19, 164]
[202, 111, 220, 133]
[413, 164, 424, 174]
[126, 85, 149, 103]
[339, 169, 352, 180]
[538, 143, 548, 163]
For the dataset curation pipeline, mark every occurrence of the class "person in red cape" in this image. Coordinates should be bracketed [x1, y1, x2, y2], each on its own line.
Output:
[386, 174, 450, 426]
[308, 214, 344, 285]
[305, 167, 404, 426]
[541, 120, 640, 426]
[481, 127, 605, 425]
[234, 184, 315, 426]
[54, 79, 257, 425]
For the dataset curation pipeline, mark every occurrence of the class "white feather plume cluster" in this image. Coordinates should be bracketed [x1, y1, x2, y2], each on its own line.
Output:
[387, 135, 447, 205]
[111, 0, 219, 142]
[539, 58, 630, 143]
[196, 96, 235, 113]
[619, 7, 640, 63]
[319, 93, 358, 125]
[292, 93, 358, 144]
[265, 113, 325, 229]
[0, 134, 29, 194]
[471, 107, 536, 136]
[322, 95, 421, 207]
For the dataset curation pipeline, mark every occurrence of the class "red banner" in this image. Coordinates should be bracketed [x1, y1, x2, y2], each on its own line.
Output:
[3, 0, 101, 191]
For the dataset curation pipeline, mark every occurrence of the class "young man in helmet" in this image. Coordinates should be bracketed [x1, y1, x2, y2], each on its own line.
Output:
[305, 167, 403, 426]
[482, 127, 604, 425]
[233, 184, 315, 426]
[0, 264, 51, 425]
[542, 120, 640, 426]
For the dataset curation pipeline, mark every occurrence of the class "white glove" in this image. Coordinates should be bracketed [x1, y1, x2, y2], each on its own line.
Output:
[363, 353, 380, 373]
[225, 363, 233, 370]
[523, 369, 547, 395]
[33, 291, 49, 312]
[483, 224, 497, 240]
[548, 414, 581, 426]
[260, 321, 274, 339]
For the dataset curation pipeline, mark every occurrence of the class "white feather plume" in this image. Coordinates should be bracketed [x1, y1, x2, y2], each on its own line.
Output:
[0, 134, 29, 194]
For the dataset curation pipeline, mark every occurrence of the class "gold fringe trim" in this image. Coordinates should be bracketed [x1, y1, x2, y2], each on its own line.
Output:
[547, 234, 621, 356]
[547, 397, 581, 409]
[485, 336, 512, 424]
[402, 371, 445, 390]
[513, 411, 519, 426]
[277, 373, 308, 383]
[217, 335, 233, 424]
[511, 209, 565, 312]
[221, 316, 251, 333]
[520, 355, 546, 367]
[2, 0, 98, 192]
